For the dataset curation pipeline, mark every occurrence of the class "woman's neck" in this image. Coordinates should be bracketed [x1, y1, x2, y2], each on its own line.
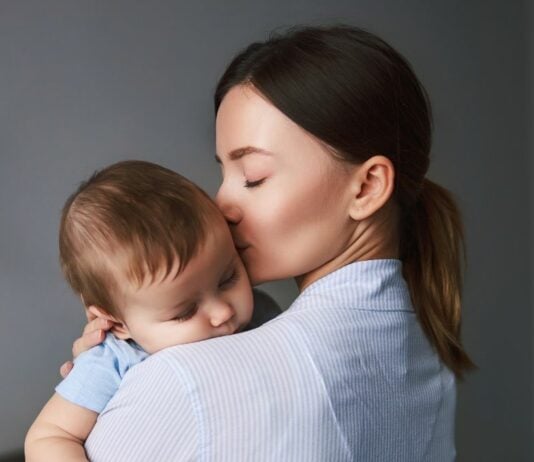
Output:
[295, 203, 400, 292]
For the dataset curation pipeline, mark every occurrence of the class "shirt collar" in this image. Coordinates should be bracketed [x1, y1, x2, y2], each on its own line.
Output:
[293, 259, 414, 312]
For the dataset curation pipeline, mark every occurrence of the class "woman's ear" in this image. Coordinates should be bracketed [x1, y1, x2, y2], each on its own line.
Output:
[347, 155, 395, 221]
[85, 302, 132, 341]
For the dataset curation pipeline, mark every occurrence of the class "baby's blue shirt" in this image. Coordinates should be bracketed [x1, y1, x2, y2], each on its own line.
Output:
[55, 333, 148, 413]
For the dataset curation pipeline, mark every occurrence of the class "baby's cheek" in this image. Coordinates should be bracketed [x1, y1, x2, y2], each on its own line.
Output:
[139, 325, 176, 354]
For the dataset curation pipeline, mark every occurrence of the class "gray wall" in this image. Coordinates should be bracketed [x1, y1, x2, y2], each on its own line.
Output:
[0, 1, 531, 460]
[530, 0, 534, 447]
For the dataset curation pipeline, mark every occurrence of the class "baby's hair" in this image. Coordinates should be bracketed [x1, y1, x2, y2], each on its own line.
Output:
[59, 160, 222, 318]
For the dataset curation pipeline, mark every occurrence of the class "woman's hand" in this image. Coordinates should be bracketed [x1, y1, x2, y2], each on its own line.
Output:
[59, 306, 114, 378]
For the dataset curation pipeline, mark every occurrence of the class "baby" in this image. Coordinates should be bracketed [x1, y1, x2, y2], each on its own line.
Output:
[25, 160, 279, 461]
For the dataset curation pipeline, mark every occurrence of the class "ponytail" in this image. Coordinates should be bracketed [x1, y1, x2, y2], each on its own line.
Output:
[401, 178, 476, 379]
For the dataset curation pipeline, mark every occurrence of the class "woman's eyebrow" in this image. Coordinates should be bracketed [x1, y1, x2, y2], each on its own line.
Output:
[214, 146, 273, 163]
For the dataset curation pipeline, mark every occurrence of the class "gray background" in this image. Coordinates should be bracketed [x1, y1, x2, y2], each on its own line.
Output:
[0, 1, 531, 461]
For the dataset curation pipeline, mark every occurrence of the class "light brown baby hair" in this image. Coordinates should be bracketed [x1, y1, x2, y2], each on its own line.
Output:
[59, 160, 222, 319]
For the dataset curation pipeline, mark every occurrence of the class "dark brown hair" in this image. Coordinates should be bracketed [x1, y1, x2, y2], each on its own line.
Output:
[214, 25, 475, 378]
[59, 160, 221, 318]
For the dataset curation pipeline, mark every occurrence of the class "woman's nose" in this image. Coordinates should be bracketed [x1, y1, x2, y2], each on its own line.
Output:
[208, 300, 235, 328]
[215, 187, 242, 224]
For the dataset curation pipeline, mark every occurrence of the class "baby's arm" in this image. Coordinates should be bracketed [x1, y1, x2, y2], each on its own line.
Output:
[25, 393, 97, 462]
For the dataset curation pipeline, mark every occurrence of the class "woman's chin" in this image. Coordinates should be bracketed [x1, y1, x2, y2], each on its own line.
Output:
[248, 268, 287, 287]
[242, 251, 290, 285]
[245, 266, 267, 287]
[248, 273, 264, 287]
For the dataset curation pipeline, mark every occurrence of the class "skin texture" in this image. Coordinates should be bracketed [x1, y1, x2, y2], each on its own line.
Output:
[25, 394, 96, 462]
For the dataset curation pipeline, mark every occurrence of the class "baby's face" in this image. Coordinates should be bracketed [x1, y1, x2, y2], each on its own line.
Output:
[114, 218, 254, 354]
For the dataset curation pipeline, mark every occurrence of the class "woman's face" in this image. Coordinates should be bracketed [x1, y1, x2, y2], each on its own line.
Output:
[215, 85, 356, 286]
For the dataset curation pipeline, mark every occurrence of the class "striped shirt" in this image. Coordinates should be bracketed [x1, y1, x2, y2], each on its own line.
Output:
[85, 259, 456, 461]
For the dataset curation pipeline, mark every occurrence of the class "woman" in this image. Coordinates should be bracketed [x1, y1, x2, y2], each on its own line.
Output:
[62, 25, 474, 461]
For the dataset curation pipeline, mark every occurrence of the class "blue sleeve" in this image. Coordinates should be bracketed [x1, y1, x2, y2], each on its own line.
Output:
[55, 333, 148, 413]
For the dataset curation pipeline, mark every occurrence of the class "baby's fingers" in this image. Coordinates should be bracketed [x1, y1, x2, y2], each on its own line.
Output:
[72, 329, 106, 358]
[60, 361, 73, 378]
[82, 316, 113, 336]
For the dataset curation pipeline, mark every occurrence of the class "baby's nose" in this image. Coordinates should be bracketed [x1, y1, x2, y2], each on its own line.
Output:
[209, 300, 235, 328]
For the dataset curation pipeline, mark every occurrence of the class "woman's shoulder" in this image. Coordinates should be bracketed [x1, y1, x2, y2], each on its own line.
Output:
[144, 303, 301, 381]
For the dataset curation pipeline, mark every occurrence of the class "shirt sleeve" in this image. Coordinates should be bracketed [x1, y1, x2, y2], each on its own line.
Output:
[55, 333, 147, 413]
[85, 354, 198, 462]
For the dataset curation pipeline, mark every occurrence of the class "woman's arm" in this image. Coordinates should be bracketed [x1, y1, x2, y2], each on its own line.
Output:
[25, 393, 97, 462]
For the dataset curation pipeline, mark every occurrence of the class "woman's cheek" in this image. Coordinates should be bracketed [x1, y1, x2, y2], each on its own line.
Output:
[257, 181, 338, 276]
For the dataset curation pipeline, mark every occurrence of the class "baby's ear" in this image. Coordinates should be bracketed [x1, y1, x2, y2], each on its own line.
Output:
[109, 321, 132, 341]
[86, 303, 133, 341]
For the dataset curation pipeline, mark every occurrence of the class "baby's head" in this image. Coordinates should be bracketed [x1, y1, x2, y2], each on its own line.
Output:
[59, 160, 253, 353]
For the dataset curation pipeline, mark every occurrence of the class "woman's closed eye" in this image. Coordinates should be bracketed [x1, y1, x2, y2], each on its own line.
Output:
[244, 178, 265, 188]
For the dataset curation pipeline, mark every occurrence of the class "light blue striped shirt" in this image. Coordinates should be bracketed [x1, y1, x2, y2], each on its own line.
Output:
[85, 259, 456, 461]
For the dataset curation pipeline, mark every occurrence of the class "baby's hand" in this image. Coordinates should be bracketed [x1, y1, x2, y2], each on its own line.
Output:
[59, 307, 113, 378]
